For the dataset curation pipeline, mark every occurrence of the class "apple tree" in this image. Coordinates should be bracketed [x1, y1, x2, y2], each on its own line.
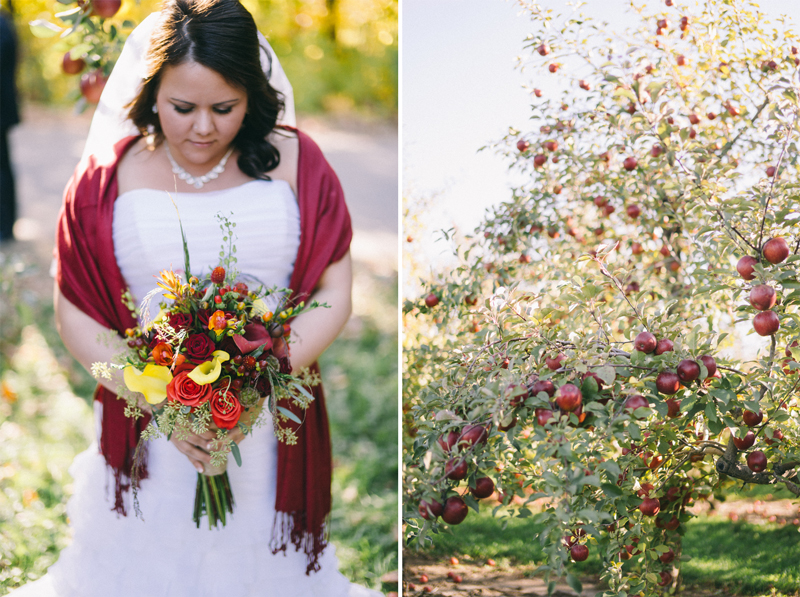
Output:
[403, 0, 799, 593]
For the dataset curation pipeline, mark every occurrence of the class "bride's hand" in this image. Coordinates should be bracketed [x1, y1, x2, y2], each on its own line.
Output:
[170, 429, 216, 473]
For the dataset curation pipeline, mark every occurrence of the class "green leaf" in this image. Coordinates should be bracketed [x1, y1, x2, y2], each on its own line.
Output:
[601, 483, 623, 497]
[276, 406, 302, 425]
[29, 20, 63, 38]
[230, 441, 242, 467]
[596, 365, 616, 385]
[290, 382, 316, 404]
[566, 573, 583, 595]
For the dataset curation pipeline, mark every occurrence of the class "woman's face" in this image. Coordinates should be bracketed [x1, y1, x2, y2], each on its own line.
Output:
[155, 60, 248, 171]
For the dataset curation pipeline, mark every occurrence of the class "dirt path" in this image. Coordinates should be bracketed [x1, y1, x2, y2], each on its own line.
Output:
[402, 496, 800, 597]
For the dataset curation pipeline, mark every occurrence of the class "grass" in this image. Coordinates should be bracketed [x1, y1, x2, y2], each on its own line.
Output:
[0, 253, 398, 594]
[407, 507, 800, 596]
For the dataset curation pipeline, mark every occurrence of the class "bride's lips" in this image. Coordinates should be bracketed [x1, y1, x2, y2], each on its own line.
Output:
[189, 140, 215, 148]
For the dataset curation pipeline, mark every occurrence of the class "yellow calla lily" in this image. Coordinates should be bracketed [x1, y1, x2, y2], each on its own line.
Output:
[123, 364, 173, 405]
[249, 298, 269, 318]
[187, 350, 230, 385]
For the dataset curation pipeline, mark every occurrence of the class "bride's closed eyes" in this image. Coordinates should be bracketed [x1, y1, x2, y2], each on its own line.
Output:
[171, 104, 235, 115]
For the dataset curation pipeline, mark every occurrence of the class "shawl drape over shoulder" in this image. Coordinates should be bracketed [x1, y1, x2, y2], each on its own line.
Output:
[55, 128, 352, 574]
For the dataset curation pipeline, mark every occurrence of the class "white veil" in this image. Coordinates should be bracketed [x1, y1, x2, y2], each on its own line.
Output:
[81, 11, 296, 164]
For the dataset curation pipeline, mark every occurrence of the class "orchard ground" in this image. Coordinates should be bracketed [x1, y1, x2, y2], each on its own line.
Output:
[404, 489, 800, 597]
[0, 105, 398, 593]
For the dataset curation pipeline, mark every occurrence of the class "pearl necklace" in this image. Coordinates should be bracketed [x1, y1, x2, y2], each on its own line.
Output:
[165, 143, 235, 189]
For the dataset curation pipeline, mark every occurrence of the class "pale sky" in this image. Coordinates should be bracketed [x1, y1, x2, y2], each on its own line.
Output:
[403, 0, 798, 254]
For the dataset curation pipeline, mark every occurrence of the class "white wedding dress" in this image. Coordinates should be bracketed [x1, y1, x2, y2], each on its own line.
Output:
[12, 181, 381, 597]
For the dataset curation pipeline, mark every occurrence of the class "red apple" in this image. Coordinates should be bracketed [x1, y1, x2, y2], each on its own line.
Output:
[656, 371, 680, 395]
[424, 293, 440, 308]
[602, 204, 615, 217]
[531, 379, 556, 397]
[676, 54, 686, 66]
[639, 497, 661, 516]
[445, 458, 468, 481]
[658, 571, 673, 587]
[664, 516, 680, 531]
[732, 430, 756, 450]
[593, 195, 608, 207]
[753, 310, 780, 336]
[707, 111, 716, 120]
[626, 204, 641, 219]
[688, 113, 700, 125]
[419, 575, 428, 583]
[742, 410, 763, 427]
[657, 18, 670, 29]
[535, 408, 555, 426]
[623, 156, 638, 171]
[749, 284, 776, 310]
[471, 477, 495, 499]
[762, 237, 789, 264]
[442, 496, 469, 525]
[651, 144, 663, 158]
[538, 43, 550, 56]
[556, 384, 582, 412]
[92, 0, 122, 18]
[666, 398, 681, 418]
[62, 52, 85, 75]
[459, 424, 488, 447]
[548, 63, 559, 73]
[736, 255, 759, 280]
[534, 88, 543, 97]
[80, 70, 108, 104]
[655, 338, 674, 355]
[570, 544, 589, 562]
[419, 498, 444, 520]
[634, 331, 657, 353]
[765, 428, 784, 445]
[632, 242, 644, 255]
[677, 359, 701, 383]
[516, 139, 530, 152]
[766, 165, 777, 177]
[545, 353, 566, 371]
[437, 429, 460, 452]
[746, 450, 767, 473]
[533, 154, 547, 167]
[624, 394, 649, 414]
[660, 548, 675, 563]
[579, 79, 591, 91]
[699, 355, 717, 378]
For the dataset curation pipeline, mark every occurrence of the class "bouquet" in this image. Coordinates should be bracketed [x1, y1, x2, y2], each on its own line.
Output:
[93, 215, 320, 528]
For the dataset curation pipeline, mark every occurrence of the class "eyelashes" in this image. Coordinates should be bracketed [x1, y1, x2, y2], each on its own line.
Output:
[172, 105, 234, 115]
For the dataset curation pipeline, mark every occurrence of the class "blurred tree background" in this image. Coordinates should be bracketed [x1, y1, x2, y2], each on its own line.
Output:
[2, 0, 397, 118]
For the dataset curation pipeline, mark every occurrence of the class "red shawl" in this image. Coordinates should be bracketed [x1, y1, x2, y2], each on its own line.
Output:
[55, 128, 351, 574]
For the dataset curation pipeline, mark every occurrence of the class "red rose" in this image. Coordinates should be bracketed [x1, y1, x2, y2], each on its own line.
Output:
[167, 371, 211, 407]
[184, 333, 215, 361]
[168, 312, 192, 332]
[209, 387, 243, 429]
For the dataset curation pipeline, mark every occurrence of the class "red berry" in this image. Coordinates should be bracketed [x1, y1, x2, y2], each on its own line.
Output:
[211, 266, 226, 285]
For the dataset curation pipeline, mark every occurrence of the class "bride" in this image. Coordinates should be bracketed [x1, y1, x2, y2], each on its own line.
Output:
[11, 1, 383, 595]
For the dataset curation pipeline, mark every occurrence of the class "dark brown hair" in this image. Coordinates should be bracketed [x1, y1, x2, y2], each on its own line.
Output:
[127, 0, 284, 178]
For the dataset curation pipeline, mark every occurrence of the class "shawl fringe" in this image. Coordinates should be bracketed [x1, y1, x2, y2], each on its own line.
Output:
[269, 510, 329, 575]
